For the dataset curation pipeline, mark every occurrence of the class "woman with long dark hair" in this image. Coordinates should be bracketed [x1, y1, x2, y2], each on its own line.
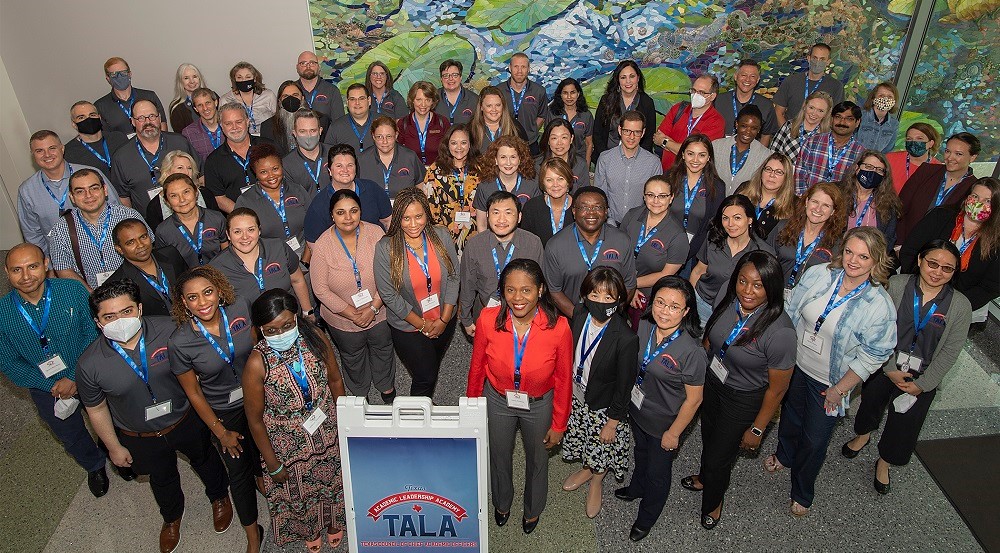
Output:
[470, 86, 528, 155]
[420, 123, 479, 255]
[466, 258, 573, 534]
[547, 78, 594, 166]
[665, 134, 726, 263]
[593, 60, 656, 158]
[680, 251, 795, 529]
[536, 118, 591, 186]
[840, 150, 902, 246]
[365, 61, 407, 120]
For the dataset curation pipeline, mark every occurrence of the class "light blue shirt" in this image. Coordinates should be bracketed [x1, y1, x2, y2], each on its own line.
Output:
[593, 144, 663, 224]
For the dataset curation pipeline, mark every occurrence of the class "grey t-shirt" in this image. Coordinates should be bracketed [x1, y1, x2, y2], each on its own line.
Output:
[110, 133, 197, 213]
[154, 207, 227, 267]
[472, 176, 540, 210]
[77, 316, 188, 433]
[328, 114, 374, 155]
[543, 224, 637, 306]
[619, 206, 689, 295]
[766, 220, 837, 288]
[435, 87, 479, 125]
[714, 91, 779, 137]
[706, 301, 796, 391]
[630, 320, 707, 437]
[283, 145, 331, 195]
[300, 79, 344, 123]
[696, 235, 774, 305]
[772, 72, 845, 123]
[209, 238, 299, 304]
[168, 298, 255, 410]
[233, 182, 312, 249]
[357, 144, 426, 198]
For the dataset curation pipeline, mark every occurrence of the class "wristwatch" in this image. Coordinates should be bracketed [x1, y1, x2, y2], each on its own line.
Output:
[661, 138, 669, 148]
[370, 305, 380, 315]
[304, 308, 315, 316]
[750, 426, 764, 437]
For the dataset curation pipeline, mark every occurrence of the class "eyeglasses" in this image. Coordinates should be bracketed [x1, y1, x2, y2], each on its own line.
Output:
[297, 60, 319, 67]
[644, 193, 672, 201]
[441, 72, 461, 79]
[133, 114, 160, 122]
[620, 128, 644, 137]
[762, 166, 786, 176]
[652, 299, 686, 313]
[923, 258, 956, 274]
[859, 162, 886, 176]
[690, 88, 713, 96]
[373, 134, 394, 141]
[107, 70, 130, 79]
[369, 71, 387, 78]
[574, 205, 606, 213]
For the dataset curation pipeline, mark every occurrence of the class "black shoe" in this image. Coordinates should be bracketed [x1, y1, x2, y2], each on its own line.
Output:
[614, 486, 640, 502]
[494, 509, 510, 527]
[874, 461, 891, 495]
[841, 437, 869, 459]
[522, 517, 539, 534]
[680, 475, 703, 492]
[380, 389, 397, 404]
[700, 513, 720, 530]
[628, 523, 650, 542]
[88, 466, 109, 497]
[115, 465, 137, 481]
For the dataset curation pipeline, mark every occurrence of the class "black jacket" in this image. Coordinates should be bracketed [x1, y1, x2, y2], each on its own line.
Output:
[570, 305, 640, 421]
[592, 92, 657, 159]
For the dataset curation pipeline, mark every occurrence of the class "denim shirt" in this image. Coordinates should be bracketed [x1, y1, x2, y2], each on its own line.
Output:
[786, 263, 896, 413]
[855, 109, 900, 154]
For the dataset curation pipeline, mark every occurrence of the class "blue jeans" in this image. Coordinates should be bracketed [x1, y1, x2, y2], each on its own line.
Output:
[29, 388, 106, 473]
[775, 368, 840, 508]
[695, 291, 714, 327]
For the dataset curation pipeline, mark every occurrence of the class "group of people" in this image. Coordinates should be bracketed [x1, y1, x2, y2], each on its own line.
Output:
[4, 42, 998, 552]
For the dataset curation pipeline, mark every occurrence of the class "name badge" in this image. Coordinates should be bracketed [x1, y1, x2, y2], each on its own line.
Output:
[686, 232, 694, 243]
[710, 356, 728, 384]
[455, 211, 471, 224]
[630, 385, 645, 409]
[420, 293, 440, 313]
[145, 400, 173, 422]
[352, 288, 373, 308]
[486, 296, 501, 308]
[39, 354, 68, 378]
[93, 270, 115, 286]
[802, 332, 824, 354]
[286, 236, 302, 252]
[147, 186, 163, 200]
[240, 184, 252, 194]
[896, 352, 922, 373]
[505, 390, 530, 411]
[229, 387, 244, 404]
[303, 406, 327, 435]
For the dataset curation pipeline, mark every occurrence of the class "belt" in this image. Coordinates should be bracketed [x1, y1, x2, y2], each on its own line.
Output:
[490, 382, 546, 402]
[118, 409, 190, 438]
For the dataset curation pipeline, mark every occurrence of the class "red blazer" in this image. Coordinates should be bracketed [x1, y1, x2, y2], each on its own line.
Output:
[397, 112, 450, 166]
[466, 306, 573, 431]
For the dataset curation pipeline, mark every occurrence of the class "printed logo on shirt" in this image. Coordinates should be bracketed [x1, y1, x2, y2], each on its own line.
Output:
[285, 196, 302, 207]
[524, 96, 538, 105]
[602, 249, 621, 261]
[384, 101, 396, 110]
[462, 108, 474, 118]
[516, 193, 531, 204]
[315, 94, 328, 103]
[429, 128, 442, 135]
[202, 227, 219, 240]
[150, 346, 169, 366]
[573, 175, 580, 182]
[649, 238, 665, 252]
[696, 188, 708, 198]
[396, 167, 411, 177]
[230, 317, 249, 335]
[929, 313, 947, 328]
[658, 354, 679, 373]
[265, 262, 283, 275]
[813, 248, 832, 262]
[573, 121, 586, 129]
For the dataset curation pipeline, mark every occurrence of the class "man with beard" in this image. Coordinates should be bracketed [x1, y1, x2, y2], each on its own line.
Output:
[773, 43, 845, 126]
[110, 100, 197, 212]
[180, 88, 223, 163]
[296, 50, 344, 122]
[329, 84, 374, 154]
[793, 101, 866, 193]
[282, 109, 332, 193]
[64, 101, 129, 177]
[203, 102, 274, 213]
[107, 218, 188, 317]
[496, 53, 548, 155]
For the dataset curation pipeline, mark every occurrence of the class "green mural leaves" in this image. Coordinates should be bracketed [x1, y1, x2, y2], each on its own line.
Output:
[467, 0, 578, 34]
[338, 32, 475, 94]
[583, 67, 692, 115]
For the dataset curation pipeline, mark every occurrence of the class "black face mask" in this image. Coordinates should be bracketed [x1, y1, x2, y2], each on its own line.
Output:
[235, 79, 255, 93]
[584, 298, 618, 323]
[281, 96, 302, 113]
[76, 116, 103, 135]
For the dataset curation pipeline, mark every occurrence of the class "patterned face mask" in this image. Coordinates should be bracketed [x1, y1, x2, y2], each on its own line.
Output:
[873, 96, 895, 112]
[965, 196, 992, 222]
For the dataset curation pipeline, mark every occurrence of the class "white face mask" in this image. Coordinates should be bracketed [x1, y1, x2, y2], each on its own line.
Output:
[102, 317, 142, 343]
[690, 92, 708, 109]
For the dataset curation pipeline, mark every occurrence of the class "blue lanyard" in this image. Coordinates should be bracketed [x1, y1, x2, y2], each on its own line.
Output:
[253, 256, 265, 291]
[79, 138, 111, 167]
[755, 198, 775, 220]
[633, 221, 659, 257]
[349, 117, 371, 153]
[303, 156, 322, 188]
[42, 177, 69, 212]
[177, 220, 205, 264]
[261, 186, 291, 238]
[799, 123, 818, 140]
[492, 243, 515, 290]
[335, 226, 364, 290]
[241, 94, 257, 132]
[854, 194, 875, 228]
[804, 76, 824, 100]
[14, 283, 53, 354]
[576, 315, 608, 382]
[573, 226, 603, 270]
[824, 135, 854, 179]
[934, 173, 961, 207]
[957, 233, 974, 254]
[453, 170, 468, 206]
[136, 137, 163, 184]
[789, 230, 824, 287]
[414, 113, 430, 159]
[682, 174, 704, 229]
[140, 265, 170, 300]
[545, 195, 566, 235]
[230, 151, 251, 187]
[512, 320, 532, 390]
[110, 334, 155, 401]
[444, 89, 463, 122]
[730, 144, 750, 176]
[304, 86, 319, 108]
[498, 174, 522, 195]
[911, 288, 938, 354]
[201, 122, 223, 149]
[486, 126, 499, 142]
[285, 345, 312, 410]
[814, 271, 869, 333]
[509, 85, 526, 118]
[638, 327, 682, 385]
[381, 158, 393, 193]
[194, 306, 236, 372]
[718, 301, 757, 359]
[405, 232, 432, 292]
[373, 91, 387, 114]
[687, 108, 704, 135]
[732, 93, 755, 119]
[116, 92, 135, 119]
[77, 209, 110, 269]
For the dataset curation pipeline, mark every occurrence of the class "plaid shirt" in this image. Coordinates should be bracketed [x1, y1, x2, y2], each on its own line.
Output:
[793, 132, 867, 194]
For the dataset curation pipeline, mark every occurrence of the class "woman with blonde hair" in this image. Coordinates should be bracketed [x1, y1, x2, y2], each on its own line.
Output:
[146, 150, 220, 228]
[770, 91, 833, 162]
[736, 151, 797, 239]
[396, 81, 450, 165]
[169, 63, 208, 132]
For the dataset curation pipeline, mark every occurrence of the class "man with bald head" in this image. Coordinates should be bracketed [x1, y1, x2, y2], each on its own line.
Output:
[296, 50, 344, 123]
[110, 99, 197, 212]
[63, 101, 129, 177]
[0, 243, 110, 497]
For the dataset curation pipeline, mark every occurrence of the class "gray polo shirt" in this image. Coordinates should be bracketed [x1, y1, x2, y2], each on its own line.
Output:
[283, 145, 332, 194]
[300, 79, 344, 122]
[619, 206, 689, 295]
[110, 133, 197, 214]
[233, 182, 312, 251]
[209, 238, 299, 304]
[706, 301, 796, 391]
[47, 203, 151, 288]
[77, 316, 187, 433]
[498, 79, 549, 145]
[328, 114, 373, 155]
[168, 298, 255, 410]
[371, 88, 407, 121]
[593, 145, 663, 224]
[435, 87, 479, 125]
[547, 111, 595, 161]
[94, 88, 167, 136]
[766, 221, 837, 288]
[696, 235, 774, 306]
[458, 229, 544, 326]
[772, 72, 845, 122]
[714, 91, 779, 137]
[154, 208, 228, 267]
[630, 321, 707, 437]
[358, 144, 426, 198]
[472, 176, 540, 210]
[63, 132, 129, 177]
[543, 223, 637, 305]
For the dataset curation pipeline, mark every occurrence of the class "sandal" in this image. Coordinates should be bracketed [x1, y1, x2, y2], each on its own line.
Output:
[680, 475, 704, 491]
[764, 454, 785, 473]
[790, 500, 810, 518]
[305, 534, 323, 553]
[327, 527, 345, 549]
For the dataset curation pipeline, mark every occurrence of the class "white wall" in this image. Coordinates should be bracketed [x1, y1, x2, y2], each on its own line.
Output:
[0, 0, 314, 244]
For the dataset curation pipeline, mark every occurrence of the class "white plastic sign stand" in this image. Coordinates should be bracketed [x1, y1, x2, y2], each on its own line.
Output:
[337, 396, 489, 552]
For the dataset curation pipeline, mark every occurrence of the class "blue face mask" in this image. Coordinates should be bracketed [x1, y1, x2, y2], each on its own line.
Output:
[265, 325, 299, 352]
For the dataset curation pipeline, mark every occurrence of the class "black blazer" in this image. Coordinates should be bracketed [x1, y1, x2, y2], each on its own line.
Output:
[108, 244, 189, 317]
[592, 92, 657, 159]
[570, 305, 640, 421]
